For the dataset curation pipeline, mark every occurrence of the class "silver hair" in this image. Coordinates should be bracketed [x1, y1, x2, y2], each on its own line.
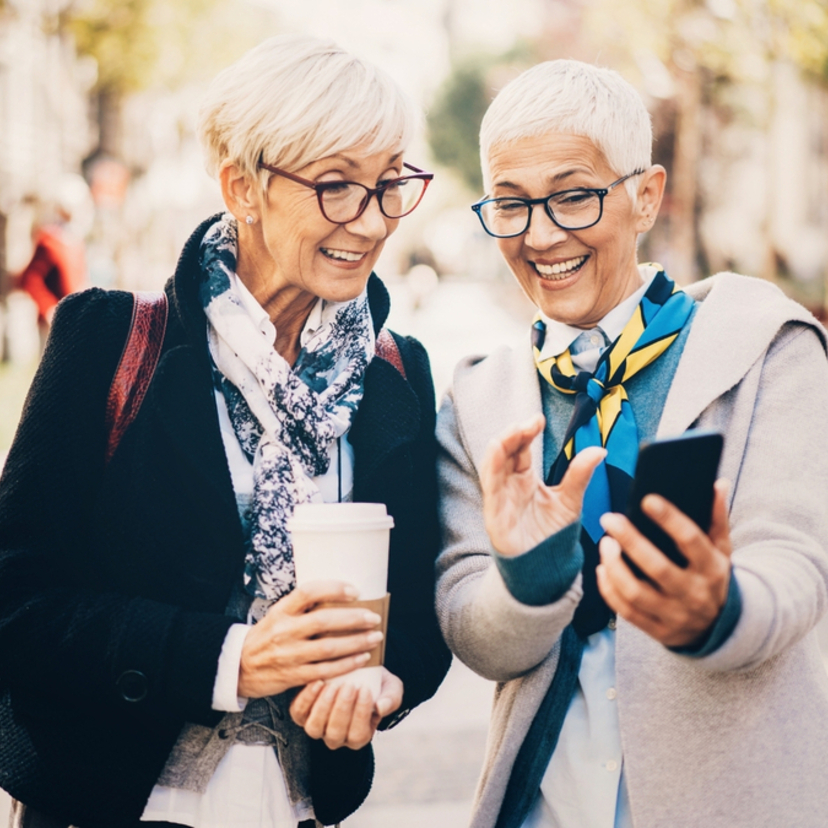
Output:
[198, 34, 418, 187]
[480, 59, 652, 198]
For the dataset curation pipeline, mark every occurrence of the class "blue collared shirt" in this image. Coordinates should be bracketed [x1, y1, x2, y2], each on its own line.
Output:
[518, 278, 652, 828]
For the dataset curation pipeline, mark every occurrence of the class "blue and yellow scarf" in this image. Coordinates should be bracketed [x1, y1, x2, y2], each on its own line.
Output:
[533, 266, 695, 636]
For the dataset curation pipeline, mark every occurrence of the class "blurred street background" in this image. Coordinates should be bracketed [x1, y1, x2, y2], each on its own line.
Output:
[1, 0, 828, 824]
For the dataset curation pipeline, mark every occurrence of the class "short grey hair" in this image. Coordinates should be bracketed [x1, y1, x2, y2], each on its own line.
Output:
[480, 59, 652, 196]
[198, 34, 417, 186]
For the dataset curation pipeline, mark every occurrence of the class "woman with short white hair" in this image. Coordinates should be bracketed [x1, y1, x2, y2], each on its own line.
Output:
[0, 34, 450, 828]
[436, 58, 828, 828]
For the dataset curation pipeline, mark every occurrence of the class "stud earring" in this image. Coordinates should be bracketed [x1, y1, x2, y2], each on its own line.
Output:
[246, 215, 254, 225]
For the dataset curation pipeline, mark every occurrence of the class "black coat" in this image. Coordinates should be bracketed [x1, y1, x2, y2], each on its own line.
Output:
[0, 216, 451, 827]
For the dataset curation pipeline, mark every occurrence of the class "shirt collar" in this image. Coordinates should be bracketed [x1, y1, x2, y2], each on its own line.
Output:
[537, 263, 660, 362]
[234, 275, 324, 350]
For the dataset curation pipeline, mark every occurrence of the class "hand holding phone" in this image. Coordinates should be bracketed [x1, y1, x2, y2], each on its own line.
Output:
[624, 430, 723, 578]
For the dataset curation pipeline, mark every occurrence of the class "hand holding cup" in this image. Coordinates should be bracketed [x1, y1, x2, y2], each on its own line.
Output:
[237, 579, 384, 699]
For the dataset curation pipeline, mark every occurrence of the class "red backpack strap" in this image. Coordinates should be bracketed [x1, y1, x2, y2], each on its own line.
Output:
[105, 291, 169, 464]
[375, 328, 406, 380]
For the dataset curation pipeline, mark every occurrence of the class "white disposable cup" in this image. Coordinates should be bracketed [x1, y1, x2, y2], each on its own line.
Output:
[288, 502, 394, 699]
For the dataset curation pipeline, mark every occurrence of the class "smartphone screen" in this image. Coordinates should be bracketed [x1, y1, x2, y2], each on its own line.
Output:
[623, 430, 723, 577]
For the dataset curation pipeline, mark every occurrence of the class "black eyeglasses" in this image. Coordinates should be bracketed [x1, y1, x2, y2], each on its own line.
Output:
[471, 169, 645, 238]
[258, 159, 433, 225]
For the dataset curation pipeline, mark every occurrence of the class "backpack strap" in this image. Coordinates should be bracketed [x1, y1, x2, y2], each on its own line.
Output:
[105, 291, 169, 464]
[375, 328, 406, 380]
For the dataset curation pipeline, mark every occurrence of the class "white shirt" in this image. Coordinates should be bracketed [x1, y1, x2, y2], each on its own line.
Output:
[142, 280, 356, 828]
[522, 265, 656, 828]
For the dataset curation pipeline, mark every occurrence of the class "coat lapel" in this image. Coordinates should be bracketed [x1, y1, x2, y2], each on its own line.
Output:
[150, 343, 239, 513]
[659, 272, 828, 436]
[452, 331, 544, 479]
[350, 356, 420, 494]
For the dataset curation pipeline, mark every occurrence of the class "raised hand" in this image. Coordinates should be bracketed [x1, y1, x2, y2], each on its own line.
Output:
[481, 413, 605, 557]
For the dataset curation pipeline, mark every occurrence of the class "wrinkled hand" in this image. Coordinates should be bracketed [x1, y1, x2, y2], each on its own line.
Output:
[289, 667, 403, 750]
[238, 580, 384, 699]
[481, 414, 606, 557]
[597, 480, 733, 647]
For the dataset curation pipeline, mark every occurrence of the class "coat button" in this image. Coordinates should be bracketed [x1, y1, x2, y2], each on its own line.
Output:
[384, 708, 410, 729]
[117, 669, 148, 702]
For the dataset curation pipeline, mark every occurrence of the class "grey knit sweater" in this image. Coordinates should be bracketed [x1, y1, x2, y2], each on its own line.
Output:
[436, 273, 828, 828]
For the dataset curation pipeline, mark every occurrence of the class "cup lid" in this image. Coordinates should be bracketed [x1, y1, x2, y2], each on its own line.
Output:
[288, 502, 394, 532]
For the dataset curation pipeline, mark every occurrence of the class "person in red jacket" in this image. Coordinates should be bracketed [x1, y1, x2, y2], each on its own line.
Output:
[17, 203, 87, 328]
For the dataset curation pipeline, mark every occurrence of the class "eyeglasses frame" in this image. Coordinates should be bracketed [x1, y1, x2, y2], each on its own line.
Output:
[257, 158, 434, 225]
[471, 168, 646, 238]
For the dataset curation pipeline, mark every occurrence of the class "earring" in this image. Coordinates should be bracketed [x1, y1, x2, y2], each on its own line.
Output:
[245, 215, 254, 225]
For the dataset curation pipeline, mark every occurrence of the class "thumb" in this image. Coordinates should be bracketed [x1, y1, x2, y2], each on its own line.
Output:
[708, 478, 733, 557]
[558, 446, 606, 509]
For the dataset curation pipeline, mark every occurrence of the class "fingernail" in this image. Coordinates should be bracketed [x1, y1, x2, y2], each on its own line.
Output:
[643, 494, 664, 515]
[363, 611, 381, 625]
[340, 684, 356, 700]
[367, 631, 384, 644]
[356, 652, 371, 664]
[344, 585, 359, 598]
[376, 698, 392, 716]
[600, 513, 620, 531]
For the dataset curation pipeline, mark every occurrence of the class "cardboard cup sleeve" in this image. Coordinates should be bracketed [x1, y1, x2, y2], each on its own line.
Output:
[319, 593, 390, 667]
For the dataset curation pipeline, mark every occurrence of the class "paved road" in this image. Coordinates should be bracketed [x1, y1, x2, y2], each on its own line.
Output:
[345, 659, 492, 827]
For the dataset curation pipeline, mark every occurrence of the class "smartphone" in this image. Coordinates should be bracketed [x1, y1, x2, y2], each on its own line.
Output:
[623, 430, 724, 578]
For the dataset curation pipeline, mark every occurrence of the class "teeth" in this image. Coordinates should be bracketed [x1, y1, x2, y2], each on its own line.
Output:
[321, 248, 364, 262]
[535, 255, 587, 279]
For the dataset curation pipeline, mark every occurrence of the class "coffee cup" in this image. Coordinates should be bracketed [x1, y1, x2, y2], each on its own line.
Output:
[288, 502, 393, 699]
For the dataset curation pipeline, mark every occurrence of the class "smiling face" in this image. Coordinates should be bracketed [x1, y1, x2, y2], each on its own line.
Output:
[225, 147, 403, 318]
[485, 133, 662, 328]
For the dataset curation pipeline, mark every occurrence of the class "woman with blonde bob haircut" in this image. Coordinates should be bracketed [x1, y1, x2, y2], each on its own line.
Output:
[436, 58, 828, 828]
[0, 34, 449, 828]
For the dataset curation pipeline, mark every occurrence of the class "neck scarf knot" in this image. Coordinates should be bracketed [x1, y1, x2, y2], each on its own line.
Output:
[199, 214, 375, 603]
[533, 266, 695, 636]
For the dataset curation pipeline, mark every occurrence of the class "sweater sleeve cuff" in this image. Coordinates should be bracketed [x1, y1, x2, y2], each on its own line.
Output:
[670, 567, 742, 657]
[211, 623, 250, 712]
[493, 521, 583, 607]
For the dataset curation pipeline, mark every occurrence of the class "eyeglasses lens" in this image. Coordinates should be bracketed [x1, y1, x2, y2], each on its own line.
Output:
[480, 190, 602, 236]
[480, 200, 531, 237]
[378, 176, 427, 219]
[319, 183, 368, 223]
[319, 177, 427, 223]
[547, 190, 601, 227]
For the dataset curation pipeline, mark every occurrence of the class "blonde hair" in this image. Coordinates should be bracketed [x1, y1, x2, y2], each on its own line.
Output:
[480, 59, 652, 197]
[198, 34, 417, 186]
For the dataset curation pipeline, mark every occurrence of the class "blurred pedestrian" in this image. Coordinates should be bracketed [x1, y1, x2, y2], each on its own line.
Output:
[436, 58, 828, 828]
[0, 34, 449, 828]
[16, 193, 88, 342]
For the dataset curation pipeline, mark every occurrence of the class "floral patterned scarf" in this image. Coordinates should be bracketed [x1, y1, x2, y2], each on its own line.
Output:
[199, 213, 374, 601]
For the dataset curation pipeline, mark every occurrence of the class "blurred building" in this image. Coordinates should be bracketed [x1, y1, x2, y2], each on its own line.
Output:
[0, 0, 96, 358]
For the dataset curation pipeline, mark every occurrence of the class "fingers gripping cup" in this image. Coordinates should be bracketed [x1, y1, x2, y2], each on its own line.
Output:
[288, 502, 393, 700]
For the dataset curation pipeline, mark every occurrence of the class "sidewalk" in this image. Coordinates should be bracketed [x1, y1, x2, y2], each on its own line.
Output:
[345, 659, 491, 827]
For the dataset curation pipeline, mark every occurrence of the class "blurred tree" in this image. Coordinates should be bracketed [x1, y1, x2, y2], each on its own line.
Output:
[427, 61, 490, 194]
[64, 0, 273, 156]
[577, 0, 828, 283]
[427, 42, 537, 195]
[67, 0, 157, 96]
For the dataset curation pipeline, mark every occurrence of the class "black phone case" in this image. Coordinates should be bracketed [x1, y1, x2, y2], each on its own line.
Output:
[623, 430, 723, 577]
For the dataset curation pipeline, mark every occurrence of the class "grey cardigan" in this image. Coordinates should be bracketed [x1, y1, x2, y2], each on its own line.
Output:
[436, 273, 828, 828]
